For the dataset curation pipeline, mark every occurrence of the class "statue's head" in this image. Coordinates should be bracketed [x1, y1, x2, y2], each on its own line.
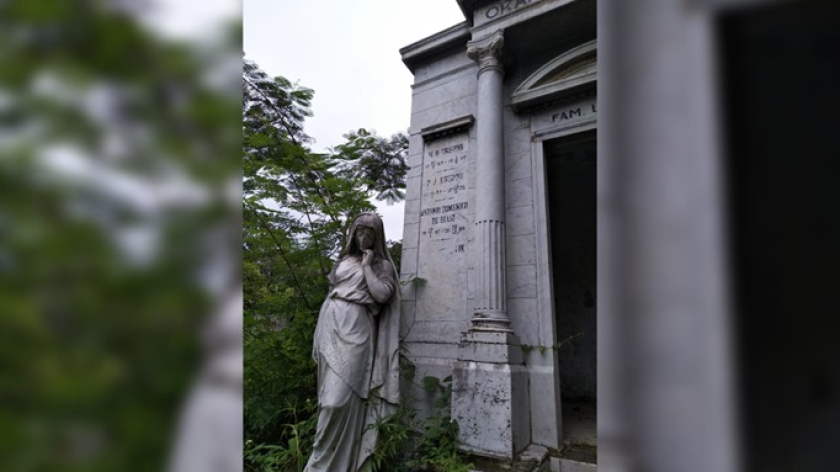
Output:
[343, 212, 388, 259]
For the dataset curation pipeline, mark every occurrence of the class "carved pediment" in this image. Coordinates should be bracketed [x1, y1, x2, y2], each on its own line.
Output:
[512, 40, 596, 111]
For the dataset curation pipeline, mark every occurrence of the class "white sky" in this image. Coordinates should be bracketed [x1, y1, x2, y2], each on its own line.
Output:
[243, 0, 465, 240]
[146, 0, 241, 40]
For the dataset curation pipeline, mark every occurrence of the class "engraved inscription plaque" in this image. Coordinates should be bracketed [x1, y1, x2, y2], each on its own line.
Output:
[420, 134, 469, 252]
[416, 133, 470, 323]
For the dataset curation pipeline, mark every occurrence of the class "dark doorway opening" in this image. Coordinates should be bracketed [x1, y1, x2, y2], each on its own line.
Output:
[544, 129, 597, 450]
[720, 2, 840, 471]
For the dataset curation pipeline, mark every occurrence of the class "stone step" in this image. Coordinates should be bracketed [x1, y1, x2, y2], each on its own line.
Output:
[467, 443, 597, 472]
[550, 457, 597, 472]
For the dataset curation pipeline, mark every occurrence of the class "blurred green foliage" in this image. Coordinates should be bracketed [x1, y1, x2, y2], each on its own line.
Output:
[0, 1, 241, 471]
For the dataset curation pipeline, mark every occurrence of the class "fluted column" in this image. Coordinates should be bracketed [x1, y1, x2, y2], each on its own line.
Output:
[453, 32, 530, 458]
[467, 30, 511, 332]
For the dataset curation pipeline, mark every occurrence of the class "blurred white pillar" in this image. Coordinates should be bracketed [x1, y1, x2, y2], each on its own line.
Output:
[599, 1, 740, 471]
[168, 290, 243, 472]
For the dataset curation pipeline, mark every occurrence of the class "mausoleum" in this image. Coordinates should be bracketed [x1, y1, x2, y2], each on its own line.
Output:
[398, 0, 596, 470]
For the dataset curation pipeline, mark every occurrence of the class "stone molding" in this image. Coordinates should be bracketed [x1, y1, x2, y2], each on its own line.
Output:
[400, 22, 471, 73]
[419, 115, 475, 142]
[512, 40, 596, 112]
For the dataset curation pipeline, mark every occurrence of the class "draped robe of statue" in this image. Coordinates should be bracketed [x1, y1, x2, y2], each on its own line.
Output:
[304, 214, 401, 472]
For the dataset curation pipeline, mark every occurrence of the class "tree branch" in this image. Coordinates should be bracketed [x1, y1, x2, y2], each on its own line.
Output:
[247, 206, 313, 310]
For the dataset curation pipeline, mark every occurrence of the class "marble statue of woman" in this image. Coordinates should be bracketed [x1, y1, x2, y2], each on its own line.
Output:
[304, 212, 401, 472]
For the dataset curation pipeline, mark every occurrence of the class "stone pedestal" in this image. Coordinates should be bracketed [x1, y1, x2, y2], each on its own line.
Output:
[452, 332, 531, 459]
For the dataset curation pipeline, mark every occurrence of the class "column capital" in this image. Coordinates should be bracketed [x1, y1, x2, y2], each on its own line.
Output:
[467, 30, 504, 74]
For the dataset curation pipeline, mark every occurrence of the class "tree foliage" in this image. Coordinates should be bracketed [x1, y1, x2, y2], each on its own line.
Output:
[0, 2, 241, 471]
[333, 128, 410, 204]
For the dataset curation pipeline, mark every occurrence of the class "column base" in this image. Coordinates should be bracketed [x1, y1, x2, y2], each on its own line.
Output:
[458, 331, 523, 364]
[471, 312, 514, 333]
[452, 331, 531, 460]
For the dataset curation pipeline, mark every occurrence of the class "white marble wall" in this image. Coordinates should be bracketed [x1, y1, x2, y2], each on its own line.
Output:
[401, 47, 479, 414]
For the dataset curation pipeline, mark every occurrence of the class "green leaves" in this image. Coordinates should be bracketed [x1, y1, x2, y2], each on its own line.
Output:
[520, 331, 584, 357]
[332, 128, 410, 205]
[367, 359, 472, 472]
[243, 60, 328, 470]
[422, 375, 441, 394]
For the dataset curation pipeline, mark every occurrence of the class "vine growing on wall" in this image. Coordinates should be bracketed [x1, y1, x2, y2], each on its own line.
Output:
[520, 331, 584, 355]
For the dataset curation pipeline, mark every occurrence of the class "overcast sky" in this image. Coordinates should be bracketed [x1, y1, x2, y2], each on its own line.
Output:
[148, 0, 240, 39]
[243, 0, 465, 240]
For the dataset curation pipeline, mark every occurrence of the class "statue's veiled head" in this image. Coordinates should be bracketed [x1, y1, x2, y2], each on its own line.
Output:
[342, 212, 388, 259]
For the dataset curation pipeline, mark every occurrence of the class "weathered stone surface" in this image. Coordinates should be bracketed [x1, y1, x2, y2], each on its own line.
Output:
[505, 151, 533, 182]
[452, 359, 530, 458]
[507, 295, 537, 334]
[403, 321, 469, 346]
[507, 264, 537, 299]
[457, 332, 523, 364]
[400, 247, 418, 275]
[527, 358, 563, 449]
[452, 331, 531, 458]
[412, 47, 475, 86]
[399, 300, 416, 335]
[403, 198, 422, 225]
[507, 177, 535, 208]
[405, 174, 422, 201]
[404, 340, 461, 359]
[506, 205, 536, 236]
[507, 233, 537, 267]
[413, 71, 479, 113]
[411, 95, 478, 132]
[406, 152, 424, 179]
[504, 118, 533, 156]
[401, 222, 420, 249]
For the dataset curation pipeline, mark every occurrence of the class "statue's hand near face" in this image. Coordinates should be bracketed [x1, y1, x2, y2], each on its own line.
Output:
[356, 226, 376, 268]
[361, 249, 374, 267]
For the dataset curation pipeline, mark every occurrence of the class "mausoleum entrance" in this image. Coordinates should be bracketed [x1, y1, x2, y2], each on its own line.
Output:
[544, 130, 597, 452]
